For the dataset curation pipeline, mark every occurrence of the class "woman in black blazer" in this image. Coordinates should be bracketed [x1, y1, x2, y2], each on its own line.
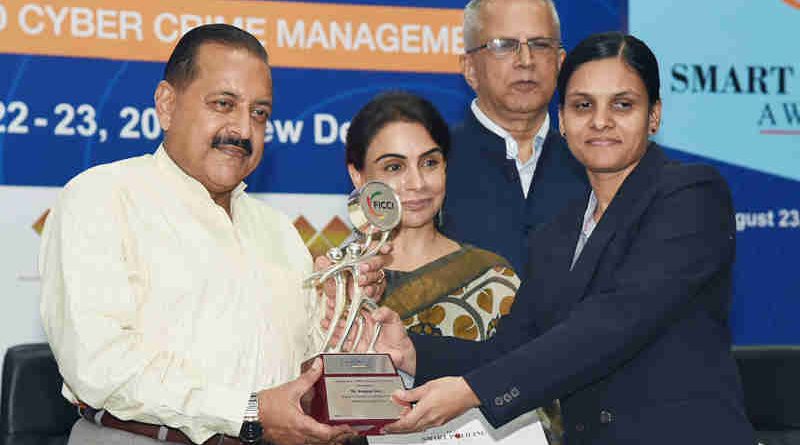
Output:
[367, 32, 756, 445]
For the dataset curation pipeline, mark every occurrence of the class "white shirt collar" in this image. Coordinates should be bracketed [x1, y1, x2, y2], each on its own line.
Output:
[470, 99, 550, 197]
[571, 190, 598, 270]
[471, 99, 549, 144]
[581, 190, 598, 238]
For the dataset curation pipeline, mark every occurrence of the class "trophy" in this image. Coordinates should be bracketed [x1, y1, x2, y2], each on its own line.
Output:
[303, 181, 405, 435]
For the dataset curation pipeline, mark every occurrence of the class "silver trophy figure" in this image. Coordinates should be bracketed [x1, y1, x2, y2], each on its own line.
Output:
[304, 180, 402, 354]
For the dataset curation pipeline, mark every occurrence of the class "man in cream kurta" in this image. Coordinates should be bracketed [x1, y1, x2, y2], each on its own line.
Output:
[38, 24, 380, 445]
[40, 145, 321, 443]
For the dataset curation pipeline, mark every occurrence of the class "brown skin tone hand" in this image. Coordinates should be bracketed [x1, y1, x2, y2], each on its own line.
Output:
[383, 377, 480, 434]
[257, 358, 356, 445]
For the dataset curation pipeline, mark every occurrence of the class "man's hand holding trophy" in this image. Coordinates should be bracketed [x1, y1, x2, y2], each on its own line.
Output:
[303, 181, 407, 435]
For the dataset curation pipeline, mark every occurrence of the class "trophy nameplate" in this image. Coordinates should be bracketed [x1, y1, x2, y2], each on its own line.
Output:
[303, 181, 404, 435]
[303, 354, 405, 435]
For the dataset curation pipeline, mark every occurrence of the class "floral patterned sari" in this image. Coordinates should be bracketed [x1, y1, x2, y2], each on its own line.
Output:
[381, 244, 519, 341]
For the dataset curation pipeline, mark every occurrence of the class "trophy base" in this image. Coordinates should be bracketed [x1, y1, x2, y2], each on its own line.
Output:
[302, 353, 405, 436]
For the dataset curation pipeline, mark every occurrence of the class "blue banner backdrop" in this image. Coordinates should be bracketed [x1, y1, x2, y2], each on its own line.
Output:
[3, 0, 796, 345]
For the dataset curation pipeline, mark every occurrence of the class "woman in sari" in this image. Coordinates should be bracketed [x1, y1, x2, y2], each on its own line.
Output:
[345, 91, 559, 443]
[346, 91, 519, 343]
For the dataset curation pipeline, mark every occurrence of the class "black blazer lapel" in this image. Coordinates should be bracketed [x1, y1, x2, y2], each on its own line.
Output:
[526, 199, 585, 329]
[558, 144, 669, 313]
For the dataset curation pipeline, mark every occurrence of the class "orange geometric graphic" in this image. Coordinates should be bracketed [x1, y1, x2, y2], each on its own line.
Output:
[784, 0, 800, 8]
[320, 217, 351, 248]
[306, 236, 335, 260]
[293, 216, 317, 243]
[32, 210, 50, 235]
[292, 216, 353, 259]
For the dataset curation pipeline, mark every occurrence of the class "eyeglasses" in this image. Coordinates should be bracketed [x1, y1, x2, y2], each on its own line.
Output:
[466, 37, 562, 57]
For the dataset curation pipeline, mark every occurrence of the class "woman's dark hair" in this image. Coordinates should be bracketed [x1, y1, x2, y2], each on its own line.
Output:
[346, 91, 451, 170]
[557, 32, 660, 107]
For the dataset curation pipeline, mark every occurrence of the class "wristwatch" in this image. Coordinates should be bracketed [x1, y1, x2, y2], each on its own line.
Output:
[239, 392, 263, 444]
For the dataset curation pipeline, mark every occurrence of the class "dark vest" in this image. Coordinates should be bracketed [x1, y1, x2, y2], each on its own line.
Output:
[441, 110, 588, 272]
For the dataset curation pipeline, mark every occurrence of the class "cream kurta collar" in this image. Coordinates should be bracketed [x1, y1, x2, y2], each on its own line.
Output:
[154, 144, 248, 205]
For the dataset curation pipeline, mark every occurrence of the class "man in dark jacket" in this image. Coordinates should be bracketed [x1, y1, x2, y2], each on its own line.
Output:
[442, 0, 587, 273]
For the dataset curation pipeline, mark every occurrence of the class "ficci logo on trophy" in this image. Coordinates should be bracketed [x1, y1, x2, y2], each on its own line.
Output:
[366, 190, 396, 220]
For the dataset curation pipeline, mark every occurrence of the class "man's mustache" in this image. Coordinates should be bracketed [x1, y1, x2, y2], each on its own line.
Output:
[211, 135, 253, 155]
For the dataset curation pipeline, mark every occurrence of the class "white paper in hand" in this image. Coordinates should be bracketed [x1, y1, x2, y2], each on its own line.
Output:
[368, 408, 547, 445]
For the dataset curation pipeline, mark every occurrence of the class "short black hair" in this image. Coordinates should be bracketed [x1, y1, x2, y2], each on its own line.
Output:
[164, 24, 269, 90]
[346, 91, 451, 171]
[557, 32, 660, 107]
